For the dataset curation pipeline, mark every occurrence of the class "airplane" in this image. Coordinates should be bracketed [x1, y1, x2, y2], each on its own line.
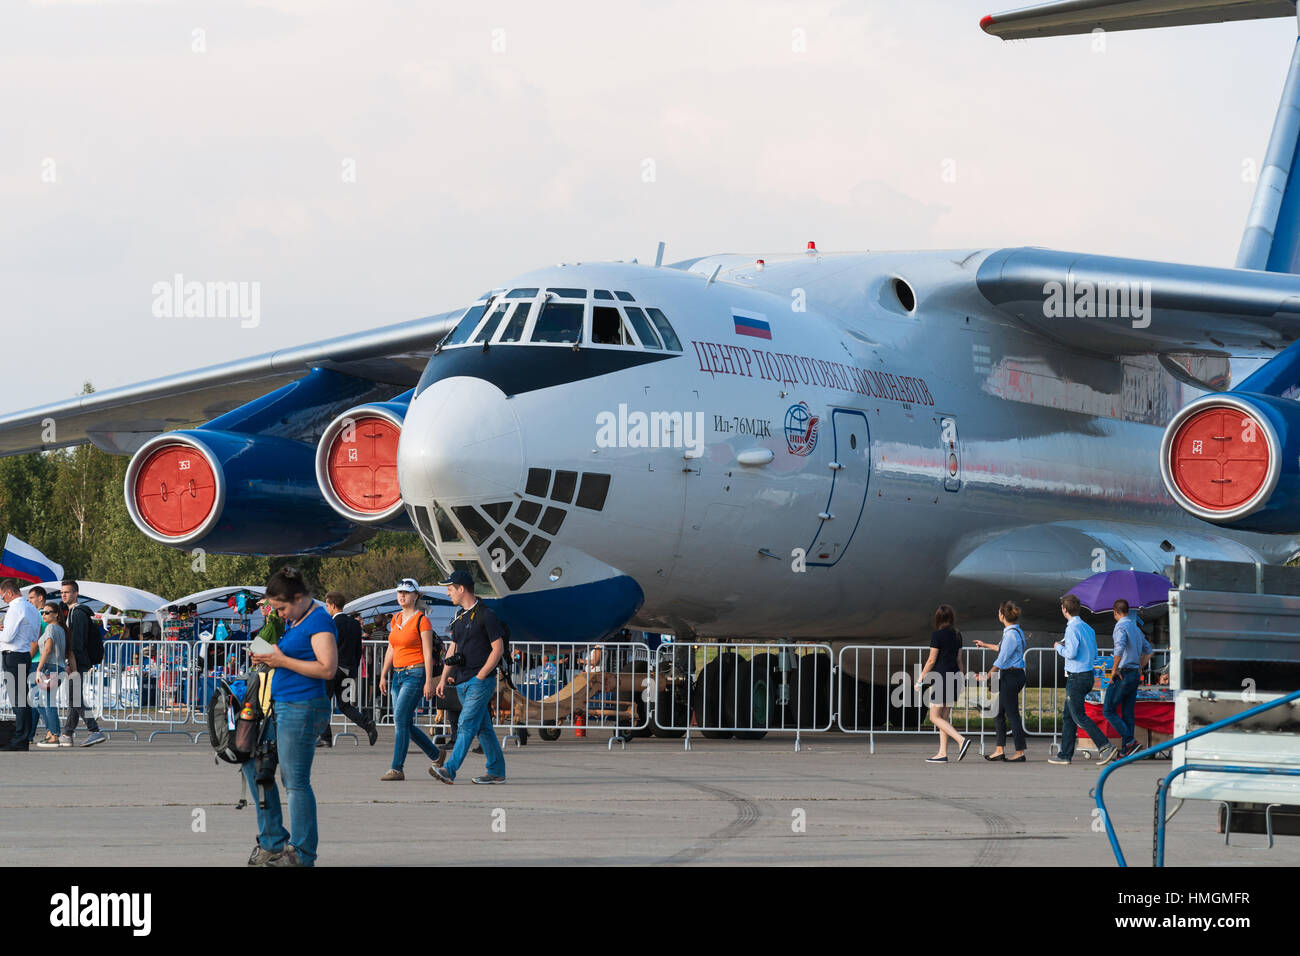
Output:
[5, 0, 1300, 655]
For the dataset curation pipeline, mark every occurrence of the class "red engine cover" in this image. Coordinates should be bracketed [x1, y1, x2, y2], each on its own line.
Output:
[1168, 405, 1271, 512]
[133, 443, 218, 537]
[325, 416, 401, 515]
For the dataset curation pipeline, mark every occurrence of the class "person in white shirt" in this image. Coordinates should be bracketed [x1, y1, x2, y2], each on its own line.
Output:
[0, 579, 42, 750]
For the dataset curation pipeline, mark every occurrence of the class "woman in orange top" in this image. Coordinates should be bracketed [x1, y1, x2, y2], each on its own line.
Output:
[378, 579, 441, 780]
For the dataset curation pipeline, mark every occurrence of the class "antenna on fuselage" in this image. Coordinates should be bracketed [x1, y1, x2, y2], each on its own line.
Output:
[654, 241, 665, 268]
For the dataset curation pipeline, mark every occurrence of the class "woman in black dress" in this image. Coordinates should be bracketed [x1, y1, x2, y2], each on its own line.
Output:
[915, 604, 971, 763]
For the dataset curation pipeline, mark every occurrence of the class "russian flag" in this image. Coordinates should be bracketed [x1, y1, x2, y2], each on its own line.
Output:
[0, 535, 64, 585]
[733, 311, 772, 340]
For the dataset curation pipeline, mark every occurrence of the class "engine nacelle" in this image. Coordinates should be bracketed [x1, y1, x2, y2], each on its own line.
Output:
[124, 430, 358, 554]
[315, 401, 408, 525]
[1161, 392, 1300, 533]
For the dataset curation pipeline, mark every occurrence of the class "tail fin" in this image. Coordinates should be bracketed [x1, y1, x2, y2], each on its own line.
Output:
[982, 1, 1300, 274]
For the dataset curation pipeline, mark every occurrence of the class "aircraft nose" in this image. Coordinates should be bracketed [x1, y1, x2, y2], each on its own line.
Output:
[396, 376, 524, 505]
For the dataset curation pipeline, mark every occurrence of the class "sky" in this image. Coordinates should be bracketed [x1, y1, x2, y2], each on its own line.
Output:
[1, 0, 1295, 410]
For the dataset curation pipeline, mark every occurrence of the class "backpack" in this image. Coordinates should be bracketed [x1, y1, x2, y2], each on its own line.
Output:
[208, 668, 274, 765]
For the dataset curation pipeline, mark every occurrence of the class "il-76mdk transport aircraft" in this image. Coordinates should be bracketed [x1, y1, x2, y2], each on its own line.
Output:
[5, 0, 1300, 645]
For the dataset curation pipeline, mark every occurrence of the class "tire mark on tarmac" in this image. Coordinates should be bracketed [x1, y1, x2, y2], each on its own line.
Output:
[656, 778, 761, 865]
[860, 782, 1023, 867]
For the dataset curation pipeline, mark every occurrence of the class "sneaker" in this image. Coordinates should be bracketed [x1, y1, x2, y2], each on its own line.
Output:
[1096, 744, 1118, 766]
[472, 774, 505, 784]
[36, 737, 60, 749]
[1121, 740, 1142, 758]
[429, 765, 454, 785]
[379, 769, 404, 781]
[263, 847, 302, 867]
[247, 845, 283, 866]
[58, 736, 73, 748]
[81, 731, 107, 747]
[1047, 755, 1071, 765]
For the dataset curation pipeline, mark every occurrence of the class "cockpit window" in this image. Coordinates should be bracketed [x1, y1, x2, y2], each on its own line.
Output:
[594, 290, 614, 300]
[591, 306, 631, 345]
[622, 306, 662, 349]
[547, 288, 586, 298]
[614, 291, 635, 302]
[441, 303, 489, 347]
[504, 288, 538, 299]
[498, 301, 531, 343]
[645, 308, 682, 351]
[530, 301, 584, 343]
[471, 304, 509, 344]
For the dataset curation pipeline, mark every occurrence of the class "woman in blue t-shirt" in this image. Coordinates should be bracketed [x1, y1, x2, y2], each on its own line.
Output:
[243, 567, 338, 867]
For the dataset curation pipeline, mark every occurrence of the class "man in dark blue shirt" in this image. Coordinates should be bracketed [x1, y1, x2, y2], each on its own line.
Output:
[429, 570, 507, 785]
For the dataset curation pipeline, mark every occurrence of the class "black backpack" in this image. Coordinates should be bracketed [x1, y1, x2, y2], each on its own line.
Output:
[208, 670, 274, 765]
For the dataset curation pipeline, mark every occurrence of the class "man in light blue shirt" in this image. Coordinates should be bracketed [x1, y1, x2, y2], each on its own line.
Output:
[0, 579, 41, 750]
[1049, 595, 1114, 765]
[1104, 599, 1154, 757]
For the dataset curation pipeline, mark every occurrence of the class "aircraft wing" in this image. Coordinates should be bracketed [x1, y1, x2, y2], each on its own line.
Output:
[944, 519, 1272, 599]
[980, 0, 1297, 39]
[974, 247, 1300, 357]
[0, 311, 459, 457]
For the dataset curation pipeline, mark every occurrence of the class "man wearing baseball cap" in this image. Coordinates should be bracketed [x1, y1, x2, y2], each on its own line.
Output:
[429, 569, 506, 785]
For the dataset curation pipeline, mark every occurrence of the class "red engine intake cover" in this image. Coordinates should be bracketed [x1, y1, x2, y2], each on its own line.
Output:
[1167, 405, 1271, 512]
[325, 416, 401, 515]
[133, 443, 218, 537]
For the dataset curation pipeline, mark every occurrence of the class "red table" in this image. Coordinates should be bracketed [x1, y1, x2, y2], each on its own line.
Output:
[1081, 700, 1174, 738]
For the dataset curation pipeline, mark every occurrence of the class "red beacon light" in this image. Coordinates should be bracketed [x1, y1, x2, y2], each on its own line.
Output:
[806, 241, 817, 255]
[755, 258, 765, 271]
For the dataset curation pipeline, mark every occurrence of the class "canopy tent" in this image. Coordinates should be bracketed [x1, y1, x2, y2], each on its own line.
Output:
[7, 580, 167, 616]
[155, 586, 266, 627]
[343, 586, 457, 635]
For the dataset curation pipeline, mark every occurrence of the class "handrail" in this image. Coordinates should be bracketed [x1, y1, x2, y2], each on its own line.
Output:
[1155, 763, 1300, 866]
[1093, 687, 1300, 866]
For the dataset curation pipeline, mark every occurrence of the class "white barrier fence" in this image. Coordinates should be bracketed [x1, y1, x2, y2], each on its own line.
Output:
[2, 637, 1172, 756]
[652, 642, 835, 751]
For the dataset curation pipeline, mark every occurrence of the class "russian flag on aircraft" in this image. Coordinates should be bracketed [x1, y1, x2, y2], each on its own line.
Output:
[733, 311, 771, 340]
[0, 535, 63, 585]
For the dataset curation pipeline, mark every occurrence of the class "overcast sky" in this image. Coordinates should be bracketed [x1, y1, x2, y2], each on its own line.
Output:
[1, 0, 1294, 410]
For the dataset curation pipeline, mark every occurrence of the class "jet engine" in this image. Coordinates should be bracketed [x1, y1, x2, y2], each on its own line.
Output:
[124, 430, 357, 554]
[1160, 392, 1300, 533]
[314, 400, 408, 525]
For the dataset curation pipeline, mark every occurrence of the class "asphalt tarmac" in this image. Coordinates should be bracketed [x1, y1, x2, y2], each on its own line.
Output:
[1, 727, 1295, 867]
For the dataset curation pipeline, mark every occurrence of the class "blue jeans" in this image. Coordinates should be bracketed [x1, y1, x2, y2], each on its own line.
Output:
[241, 697, 331, 866]
[444, 676, 505, 780]
[1059, 671, 1108, 759]
[1102, 667, 1141, 747]
[391, 666, 439, 771]
[36, 666, 63, 737]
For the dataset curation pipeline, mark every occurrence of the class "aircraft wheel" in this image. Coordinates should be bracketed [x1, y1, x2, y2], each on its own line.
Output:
[538, 727, 561, 742]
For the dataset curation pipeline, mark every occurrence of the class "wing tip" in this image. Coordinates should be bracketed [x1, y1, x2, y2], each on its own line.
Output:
[980, 13, 995, 32]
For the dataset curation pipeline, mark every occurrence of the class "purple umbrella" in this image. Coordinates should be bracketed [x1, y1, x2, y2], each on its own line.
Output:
[1067, 570, 1172, 613]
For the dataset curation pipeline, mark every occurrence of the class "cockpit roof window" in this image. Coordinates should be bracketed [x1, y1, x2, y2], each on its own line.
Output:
[505, 288, 538, 299]
[614, 291, 635, 302]
[530, 301, 584, 344]
[622, 306, 662, 349]
[646, 307, 682, 352]
[546, 288, 586, 298]
[593, 289, 614, 300]
[441, 303, 489, 348]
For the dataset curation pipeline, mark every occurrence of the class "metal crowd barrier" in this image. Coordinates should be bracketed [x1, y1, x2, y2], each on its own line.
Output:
[495, 640, 652, 749]
[652, 642, 834, 751]
[837, 644, 998, 754]
[99, 640, 195, 741]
